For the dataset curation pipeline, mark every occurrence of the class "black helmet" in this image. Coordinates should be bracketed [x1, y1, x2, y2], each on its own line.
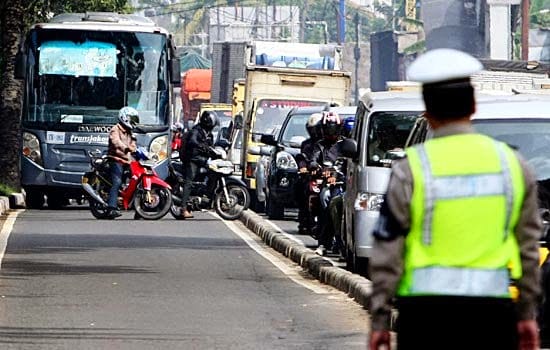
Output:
[320, 111, 342, 141]
[199, 111, 218, 132]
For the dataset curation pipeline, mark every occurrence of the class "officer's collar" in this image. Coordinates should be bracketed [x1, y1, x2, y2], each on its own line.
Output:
[432, 122, 475, 138]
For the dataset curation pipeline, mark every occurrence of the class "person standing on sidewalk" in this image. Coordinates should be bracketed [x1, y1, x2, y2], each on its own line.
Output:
[368, 49, 542, 350]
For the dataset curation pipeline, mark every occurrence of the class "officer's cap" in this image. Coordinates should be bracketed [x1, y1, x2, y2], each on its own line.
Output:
[407, 49, 483, 86]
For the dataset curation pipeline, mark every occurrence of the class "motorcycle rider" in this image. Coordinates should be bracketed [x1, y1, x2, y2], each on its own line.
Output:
[106, 106, 138, 219]
[328, 116, 355, 255]
[310, 111, 344, 255]
[295, 112, 323, 234]
[179, 111, 219, 219]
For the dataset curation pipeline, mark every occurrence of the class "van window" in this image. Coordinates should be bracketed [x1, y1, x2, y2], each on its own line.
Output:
[366, 111, 421, 167]
[473, 119, 550, 181]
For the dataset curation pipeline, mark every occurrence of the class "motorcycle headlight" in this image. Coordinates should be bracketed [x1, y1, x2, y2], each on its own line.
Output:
[149, 135, 168, 164]
[354, 192, 384, 211]
[276, 151, 297, 170]
[22, 132, 43, 166]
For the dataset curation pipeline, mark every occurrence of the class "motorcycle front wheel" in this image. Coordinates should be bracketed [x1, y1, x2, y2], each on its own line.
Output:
[133, 185, 172, 220]
[214, 185, 249, 220]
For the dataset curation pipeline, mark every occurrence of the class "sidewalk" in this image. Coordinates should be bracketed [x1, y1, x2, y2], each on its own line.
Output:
[238, 209, 372, 310]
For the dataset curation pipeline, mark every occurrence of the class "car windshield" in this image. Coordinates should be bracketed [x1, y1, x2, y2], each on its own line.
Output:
[367, 111, 422, 166]
[252, 99, 327, 134]
[24, 29, 168, 128]
[280, 113, 310, 147]
[474, 120, 550, 181]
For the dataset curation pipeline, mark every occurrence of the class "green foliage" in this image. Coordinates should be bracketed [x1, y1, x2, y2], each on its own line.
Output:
[531, 0, 550, 27]
[0, 183, 17, 197]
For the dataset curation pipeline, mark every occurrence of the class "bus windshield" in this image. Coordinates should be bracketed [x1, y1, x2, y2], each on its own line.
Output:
[23, 29, 169, 128]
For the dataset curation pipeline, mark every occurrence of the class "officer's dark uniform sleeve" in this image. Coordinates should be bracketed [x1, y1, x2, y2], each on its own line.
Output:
[368, 157, 412, 331]
[514, 153, 542, 321]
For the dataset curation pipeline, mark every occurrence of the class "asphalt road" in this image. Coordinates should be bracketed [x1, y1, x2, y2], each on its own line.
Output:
[0, 208, 368, 350]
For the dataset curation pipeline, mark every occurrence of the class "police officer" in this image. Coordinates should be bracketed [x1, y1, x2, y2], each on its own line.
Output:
[179, 111, 218, 219]
[368, 49, 541, 350]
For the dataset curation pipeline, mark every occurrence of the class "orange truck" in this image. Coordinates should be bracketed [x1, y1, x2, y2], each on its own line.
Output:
[181, 68, 212, 126]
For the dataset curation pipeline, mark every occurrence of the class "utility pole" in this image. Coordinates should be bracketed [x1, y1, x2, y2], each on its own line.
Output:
[336, 0, 346, 44]
[522, 0, 530, 60]
[354, 12, 361, 105]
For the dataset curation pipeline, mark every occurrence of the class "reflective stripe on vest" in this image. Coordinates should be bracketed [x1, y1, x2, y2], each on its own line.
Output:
[412, 266, 510, 296]
[416, 141, 513, 245]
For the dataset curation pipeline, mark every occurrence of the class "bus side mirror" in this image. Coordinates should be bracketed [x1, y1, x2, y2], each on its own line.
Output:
[15, 50, 26, 80]
[234, 113, 243, 129]
[170, 59, 181, 85]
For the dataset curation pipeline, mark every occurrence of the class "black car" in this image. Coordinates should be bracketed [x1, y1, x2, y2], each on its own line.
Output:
[261, 106, 328, 219]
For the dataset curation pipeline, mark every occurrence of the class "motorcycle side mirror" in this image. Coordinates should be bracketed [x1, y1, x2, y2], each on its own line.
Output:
[340, 138, 358, 160]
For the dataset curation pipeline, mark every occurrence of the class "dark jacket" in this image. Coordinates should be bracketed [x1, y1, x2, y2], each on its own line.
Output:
[296, 138, 317, 169]
[180, 125, 213, 165]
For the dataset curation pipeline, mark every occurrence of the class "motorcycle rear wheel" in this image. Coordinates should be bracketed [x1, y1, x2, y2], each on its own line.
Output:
[87, 176, 110, 219]
[133, 185, 172, 220]
[170, 184, 187, 220]
[214, 185, 248, 220]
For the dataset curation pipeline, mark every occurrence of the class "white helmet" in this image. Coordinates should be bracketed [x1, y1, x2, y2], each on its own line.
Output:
[118, 107, 139, 130]
[306, 113, 323, 139]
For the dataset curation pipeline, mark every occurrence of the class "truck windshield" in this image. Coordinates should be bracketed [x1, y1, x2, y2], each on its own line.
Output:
[474, 120, 550, 181]
[367, 112, 421, 166]
[23, 29, 168, 128]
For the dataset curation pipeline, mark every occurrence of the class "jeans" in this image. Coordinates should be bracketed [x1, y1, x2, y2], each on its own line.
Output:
[181, 161, 199, 208]
[108, 161, 124, 209]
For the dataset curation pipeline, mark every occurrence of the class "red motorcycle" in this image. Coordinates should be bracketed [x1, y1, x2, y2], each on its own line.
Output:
[82, 148, 172, 220]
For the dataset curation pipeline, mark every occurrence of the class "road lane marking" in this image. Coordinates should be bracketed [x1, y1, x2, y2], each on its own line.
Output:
[212, 213, 332, 294]
[0, 210, 23, 269]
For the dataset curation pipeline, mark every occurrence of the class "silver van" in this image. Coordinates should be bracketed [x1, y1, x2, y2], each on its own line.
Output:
[341, 91, 424, 274]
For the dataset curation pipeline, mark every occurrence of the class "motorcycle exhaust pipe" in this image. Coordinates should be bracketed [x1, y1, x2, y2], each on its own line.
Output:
[82, 183, 108, 207]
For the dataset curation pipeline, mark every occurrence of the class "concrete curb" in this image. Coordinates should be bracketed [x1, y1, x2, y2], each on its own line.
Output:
[0, 192, 26, 216]
[239, 210, 372, 309]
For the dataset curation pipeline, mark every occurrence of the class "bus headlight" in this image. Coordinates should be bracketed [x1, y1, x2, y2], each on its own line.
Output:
[149, 135, 168, 164]
[22, 132, 42, 166]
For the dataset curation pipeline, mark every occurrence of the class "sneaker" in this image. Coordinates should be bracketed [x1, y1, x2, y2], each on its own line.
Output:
[180, 209, 194, 219]
[314, 245, 326, 256]
[107, 208, 121, 218]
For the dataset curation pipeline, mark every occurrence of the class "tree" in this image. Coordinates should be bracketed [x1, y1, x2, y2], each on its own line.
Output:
[0, 0, 129, 191]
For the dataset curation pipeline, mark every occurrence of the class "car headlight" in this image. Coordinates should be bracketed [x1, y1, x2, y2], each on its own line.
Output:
[149, 135, 168, 164]
[22, 132, 42, 166]
[276, 151, 297, 170]
[354, 192, 384, 211]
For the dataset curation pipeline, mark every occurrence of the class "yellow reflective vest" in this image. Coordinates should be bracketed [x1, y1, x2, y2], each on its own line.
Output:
[398, 133, 525, 298]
